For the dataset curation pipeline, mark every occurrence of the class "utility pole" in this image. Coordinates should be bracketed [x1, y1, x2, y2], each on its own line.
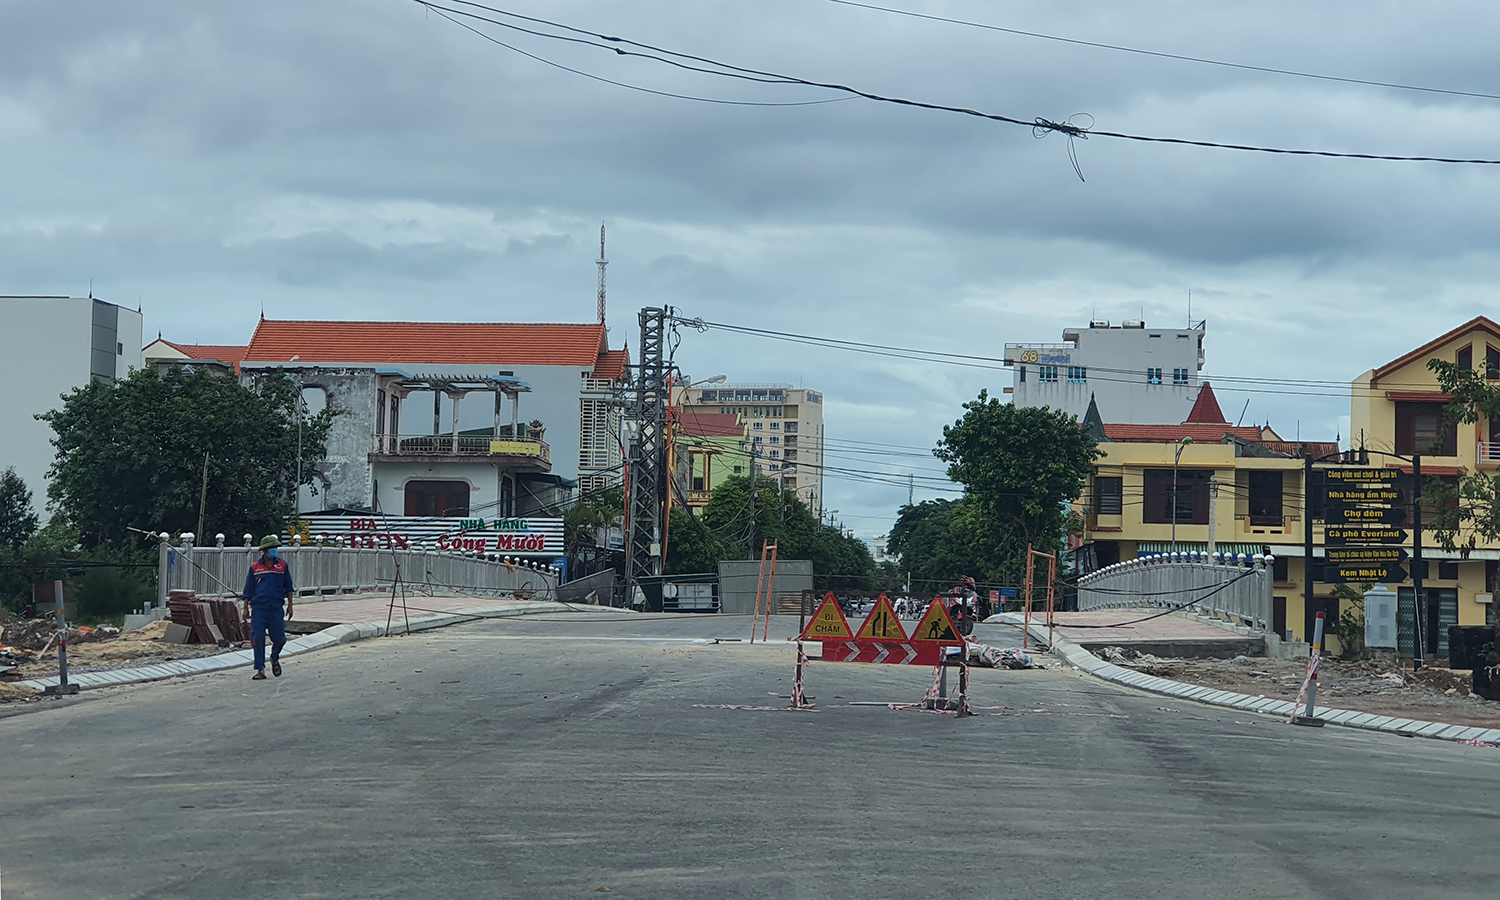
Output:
[1207, 476, 1218, 557]
[1303, 453, 1314, 643]
[197, 451, 210, 539]
[1412, 453, 1425, 669]
[625, 308, 668, 608]
[908, 473, 914, 508]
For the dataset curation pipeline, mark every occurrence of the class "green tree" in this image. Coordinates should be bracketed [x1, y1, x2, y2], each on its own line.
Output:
[668, 475, 877, 589]
[933, 391, 1100, 578]
[0, 467, 39, 552]
[39, 365, 336, 550]
[887, 498, 1002, 587]
[563, 485, 624, 547]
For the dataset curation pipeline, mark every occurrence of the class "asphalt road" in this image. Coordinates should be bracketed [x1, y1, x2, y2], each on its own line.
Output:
[3, 613, 1498, 899]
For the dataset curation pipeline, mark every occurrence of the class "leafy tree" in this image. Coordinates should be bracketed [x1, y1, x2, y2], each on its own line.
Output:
[887, 498, 1002, 587]
[563, 485, 625, 547]
[39, 365, 336, 550]
[0, 467, 39, 552]
[930, 391, 1100, 581]
[666, 474, 877, 589]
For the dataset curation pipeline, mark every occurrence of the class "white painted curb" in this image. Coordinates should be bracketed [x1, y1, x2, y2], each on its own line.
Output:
[986, 613, 1500, 748]
[16, 602, 615, 693]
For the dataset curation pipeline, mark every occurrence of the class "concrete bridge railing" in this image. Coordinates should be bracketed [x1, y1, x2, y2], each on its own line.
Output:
[1077, 551, 1275, 632]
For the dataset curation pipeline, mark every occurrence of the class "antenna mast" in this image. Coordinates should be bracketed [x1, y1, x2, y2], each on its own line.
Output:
[596, 223, 608, 325]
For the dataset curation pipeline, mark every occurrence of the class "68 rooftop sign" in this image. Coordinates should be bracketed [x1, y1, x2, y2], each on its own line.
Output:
[295, 515, 564, 556]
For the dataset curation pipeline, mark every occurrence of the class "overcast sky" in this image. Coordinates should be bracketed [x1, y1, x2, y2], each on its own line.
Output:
[4, 1, 1499, 543]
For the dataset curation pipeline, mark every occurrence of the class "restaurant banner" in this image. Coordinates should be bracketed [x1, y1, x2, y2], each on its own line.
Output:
[292, 515, 564, 556]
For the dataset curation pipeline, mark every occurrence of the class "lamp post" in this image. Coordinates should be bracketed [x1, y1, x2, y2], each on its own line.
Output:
[1171, 436, 1194, 555]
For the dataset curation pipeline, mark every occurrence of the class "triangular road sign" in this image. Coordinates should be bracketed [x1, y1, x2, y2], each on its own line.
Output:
[856, 594, 908, 641]
[910, 598, 961, 643]
[798, 592, 854, 641]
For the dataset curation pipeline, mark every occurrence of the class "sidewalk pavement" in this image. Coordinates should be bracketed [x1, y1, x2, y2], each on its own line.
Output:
[15, 597, 613, 694]
[989, 612, 1500, 748]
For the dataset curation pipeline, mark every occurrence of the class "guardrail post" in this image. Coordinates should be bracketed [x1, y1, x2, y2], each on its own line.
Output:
[156, 532, 170, 609]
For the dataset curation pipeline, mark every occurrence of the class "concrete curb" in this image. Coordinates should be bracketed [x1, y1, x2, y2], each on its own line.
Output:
[986, 613, 1500, 747]
[15, 602, 615, 693]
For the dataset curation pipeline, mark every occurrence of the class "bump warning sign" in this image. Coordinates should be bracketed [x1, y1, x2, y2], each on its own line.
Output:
[910, 598, 960, 643]
[798, 593, 853, 641]
[856, 595, 908, 641]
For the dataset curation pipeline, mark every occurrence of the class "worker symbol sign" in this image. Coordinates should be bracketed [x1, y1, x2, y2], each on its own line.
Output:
[797, 593, 853, 641]
[910, 598, 961, 643]
[856, 595, 908, 641]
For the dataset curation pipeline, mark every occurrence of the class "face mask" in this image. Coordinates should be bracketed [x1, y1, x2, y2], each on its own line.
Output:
[268, 548, 279, 559]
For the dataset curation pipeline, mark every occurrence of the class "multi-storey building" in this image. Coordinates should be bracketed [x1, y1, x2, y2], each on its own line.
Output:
[211, 318, 626, 517]
[1349, 315, 1500, 648]
[671, 410, 749, 510]
[0, 296, 144, 514]
[675, 383, 825, 514]
[1076, 317, 1500, 660]
[1005, 319, 1206, 424]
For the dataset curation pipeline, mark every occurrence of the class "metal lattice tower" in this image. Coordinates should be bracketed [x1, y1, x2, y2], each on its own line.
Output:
[626, 307, 668, 592]
[596, 223, 607, 325]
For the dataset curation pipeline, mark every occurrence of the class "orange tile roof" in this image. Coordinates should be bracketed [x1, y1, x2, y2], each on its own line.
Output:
[593, 349, 629, 381]
[161, 341, 248, 364]
[243, 319, 611, 367]
[1183, 382, 1227, 424]
[679, 411, 746, 439]
[1103, 424, 1267, 443]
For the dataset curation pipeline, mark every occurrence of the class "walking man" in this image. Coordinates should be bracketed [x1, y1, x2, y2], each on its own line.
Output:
[242, 534, 295, 680]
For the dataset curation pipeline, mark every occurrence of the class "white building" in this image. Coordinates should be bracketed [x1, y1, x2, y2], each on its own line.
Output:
[1004, 319, 1206, 424]
[0, 296, 143, 515]
[234, 318, 628, 518]
[675, 384, 825, 514]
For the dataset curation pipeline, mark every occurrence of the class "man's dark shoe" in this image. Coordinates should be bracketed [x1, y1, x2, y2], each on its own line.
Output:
[271, 660, 282, 678]
[251, 670, 267, 680]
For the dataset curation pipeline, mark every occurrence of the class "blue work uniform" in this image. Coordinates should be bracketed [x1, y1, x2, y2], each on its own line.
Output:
[243, 557, 294, 670]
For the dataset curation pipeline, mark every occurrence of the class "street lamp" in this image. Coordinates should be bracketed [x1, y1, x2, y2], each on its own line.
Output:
[1171, 436, 1194, 554]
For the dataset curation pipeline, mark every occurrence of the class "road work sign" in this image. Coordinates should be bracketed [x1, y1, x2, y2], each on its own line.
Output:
[856, 595, 908, 641]
[798, 593, 853, 641]
[910, 599, 961, 643]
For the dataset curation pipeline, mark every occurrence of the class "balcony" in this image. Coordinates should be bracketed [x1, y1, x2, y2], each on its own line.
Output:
[1478, 442, 1500, 466]
[372, 429, 550, 468]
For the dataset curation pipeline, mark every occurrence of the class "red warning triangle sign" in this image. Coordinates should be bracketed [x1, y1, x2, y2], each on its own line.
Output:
[856, 594, 908, 641]
[910, 598, 961, 643]
[798, 592, 853, 641]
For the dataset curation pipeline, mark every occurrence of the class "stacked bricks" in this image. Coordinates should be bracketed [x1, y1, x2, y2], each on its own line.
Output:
[167, 590, 247, 644]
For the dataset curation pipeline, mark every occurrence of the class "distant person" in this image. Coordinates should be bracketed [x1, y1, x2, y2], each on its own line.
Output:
[242, 535, 295, 680]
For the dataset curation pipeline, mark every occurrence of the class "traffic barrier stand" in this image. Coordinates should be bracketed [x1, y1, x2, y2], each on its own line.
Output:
[789, 641, 813, 710]
[1287, 611, 1326, 727]
[893, 647, 971, 715]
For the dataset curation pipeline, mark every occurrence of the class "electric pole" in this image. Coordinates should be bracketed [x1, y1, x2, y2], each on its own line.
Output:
[625, 307, 668, 608]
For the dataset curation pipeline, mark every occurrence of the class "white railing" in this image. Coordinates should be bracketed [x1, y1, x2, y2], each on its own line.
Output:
[158, 536, 558, 604]
[1478, 442, 1500, 464]
[1077, 551, 1275, 631]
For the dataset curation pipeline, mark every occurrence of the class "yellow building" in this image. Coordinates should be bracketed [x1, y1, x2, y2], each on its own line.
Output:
[1348, 316, 1500, 653]
[1078, 387, 1337, 644]
[1079, 319, 1500, 661]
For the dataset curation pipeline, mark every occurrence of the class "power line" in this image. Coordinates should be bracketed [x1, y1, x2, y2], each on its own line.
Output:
[686, 318, 1447, 400]
[815, 0, 1500, 104]
[421, 2, 849, 107]
[420, 0, 1500, 167]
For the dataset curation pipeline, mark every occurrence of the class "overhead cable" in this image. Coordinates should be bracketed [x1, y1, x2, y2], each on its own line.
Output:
[419, 0, 1500, 166]
[816, 0, 1500, 104]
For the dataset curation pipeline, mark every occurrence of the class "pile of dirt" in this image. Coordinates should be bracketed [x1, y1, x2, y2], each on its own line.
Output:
[1098, 646, 1500, 728]
[2, 616, 231, 682]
